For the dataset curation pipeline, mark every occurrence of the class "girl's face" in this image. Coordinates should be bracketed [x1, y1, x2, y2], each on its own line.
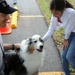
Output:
[50, 9, 63, 18]
[0, 13, 10, 27]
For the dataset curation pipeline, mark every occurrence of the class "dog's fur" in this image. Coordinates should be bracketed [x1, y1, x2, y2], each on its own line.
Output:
[16, 34, 44, 75]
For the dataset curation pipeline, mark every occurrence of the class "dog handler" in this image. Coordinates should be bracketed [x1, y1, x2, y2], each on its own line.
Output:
[0, 0, 23, 75]
[43, 0, 75, 75]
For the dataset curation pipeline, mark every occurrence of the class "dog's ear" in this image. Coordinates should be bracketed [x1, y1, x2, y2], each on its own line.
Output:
[26, 38, 35, 54]
[28, 38, 32, 45]
[28, 45, 35, 54]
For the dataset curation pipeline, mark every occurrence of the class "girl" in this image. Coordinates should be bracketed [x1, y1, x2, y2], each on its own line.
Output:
[43, 0, 75, 75]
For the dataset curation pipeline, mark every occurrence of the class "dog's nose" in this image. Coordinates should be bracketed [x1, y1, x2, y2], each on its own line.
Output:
[40, 45, 43, 49]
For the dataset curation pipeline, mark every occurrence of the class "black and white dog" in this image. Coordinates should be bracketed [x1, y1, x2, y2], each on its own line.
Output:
[13, 34, 44, 75]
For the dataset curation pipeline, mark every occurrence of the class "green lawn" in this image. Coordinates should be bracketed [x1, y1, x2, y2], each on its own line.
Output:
[37, 0, 51, 25]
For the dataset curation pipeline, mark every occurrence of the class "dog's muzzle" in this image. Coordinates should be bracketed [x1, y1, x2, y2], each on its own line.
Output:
[37, 45, 43, 52]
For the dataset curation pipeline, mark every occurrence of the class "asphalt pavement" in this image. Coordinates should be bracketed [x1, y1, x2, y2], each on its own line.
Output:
[3, 0, 63, 72]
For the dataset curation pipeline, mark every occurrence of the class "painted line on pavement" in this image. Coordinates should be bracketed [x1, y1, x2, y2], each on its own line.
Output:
[19, 15, 44, 18]
[39, 72, 64, 75]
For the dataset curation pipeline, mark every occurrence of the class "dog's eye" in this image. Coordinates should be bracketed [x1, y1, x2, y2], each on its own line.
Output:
[34, 41, 37, 43]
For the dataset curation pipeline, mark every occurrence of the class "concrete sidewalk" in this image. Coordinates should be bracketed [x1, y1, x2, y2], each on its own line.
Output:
[4, 0, 63, 72]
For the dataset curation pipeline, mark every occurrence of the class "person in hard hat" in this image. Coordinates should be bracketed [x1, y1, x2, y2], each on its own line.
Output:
[42, 0, 75, 75]
[0, 0, 23, 75]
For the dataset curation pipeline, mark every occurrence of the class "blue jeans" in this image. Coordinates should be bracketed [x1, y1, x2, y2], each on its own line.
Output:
[61, 32, 75, 75]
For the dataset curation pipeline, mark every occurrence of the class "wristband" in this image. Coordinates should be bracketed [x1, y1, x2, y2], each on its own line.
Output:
[12, 44, 15, 50]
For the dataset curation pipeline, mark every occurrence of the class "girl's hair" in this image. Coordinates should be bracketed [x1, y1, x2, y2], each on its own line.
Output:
[50, 0, 74, 11]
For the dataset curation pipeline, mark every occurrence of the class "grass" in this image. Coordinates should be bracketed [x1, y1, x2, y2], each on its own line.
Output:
[37, 0, 75, 73]
[37, 0, 51, 25]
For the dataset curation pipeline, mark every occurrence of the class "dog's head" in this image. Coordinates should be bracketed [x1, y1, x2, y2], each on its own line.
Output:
[20, 34, 44, 54]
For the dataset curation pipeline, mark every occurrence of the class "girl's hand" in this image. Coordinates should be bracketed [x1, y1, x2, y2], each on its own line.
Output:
[63, 39, 69, 48]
